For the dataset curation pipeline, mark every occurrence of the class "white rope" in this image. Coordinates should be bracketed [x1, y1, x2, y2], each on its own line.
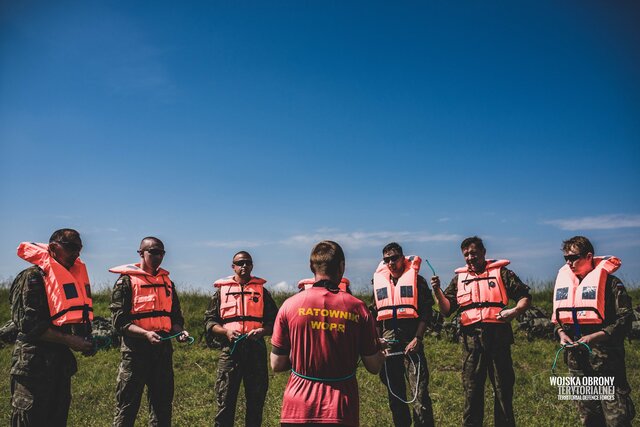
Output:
[383, 351, 421, 404]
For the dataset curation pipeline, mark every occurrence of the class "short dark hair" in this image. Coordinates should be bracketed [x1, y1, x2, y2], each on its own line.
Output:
[310, 241, 345, 276]
[49, 228, 80, 244]
[382, 242, 403, 255]
[562, 236, 594, 256]
[461, 236, 485, 252]
[233, 251, 252, 260]
[140, 236, 164, 249]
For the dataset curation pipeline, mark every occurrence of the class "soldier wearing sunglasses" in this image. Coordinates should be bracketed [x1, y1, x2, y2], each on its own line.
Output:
[432, 236, 531, 427]
[370, 242, 435, 427]
[109, 237, 189, 426]
[10, 229, 95, 426]
[204, 251, 279, 427]
[552, 236, 635, 426]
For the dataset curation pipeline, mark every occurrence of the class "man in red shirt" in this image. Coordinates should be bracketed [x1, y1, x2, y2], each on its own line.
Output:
[271, 240, 385, 426]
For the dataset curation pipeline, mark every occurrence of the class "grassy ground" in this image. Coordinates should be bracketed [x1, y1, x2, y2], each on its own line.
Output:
[0, 286, 638, 426]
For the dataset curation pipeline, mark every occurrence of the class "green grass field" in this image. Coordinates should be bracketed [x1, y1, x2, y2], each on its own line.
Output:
[0, 285, 638, 426]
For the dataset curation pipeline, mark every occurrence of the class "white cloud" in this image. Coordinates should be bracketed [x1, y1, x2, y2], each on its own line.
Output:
[270, 281, 295, 293]
[543, 214, 640, 231]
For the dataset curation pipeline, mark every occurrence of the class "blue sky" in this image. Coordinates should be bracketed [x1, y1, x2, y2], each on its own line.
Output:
[1, 1, 639, 292]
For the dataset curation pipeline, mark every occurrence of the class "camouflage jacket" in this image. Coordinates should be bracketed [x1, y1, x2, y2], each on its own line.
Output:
[204, 286, 279, 349]
[9, 266, 78, 378]
[369, 274, 435, 344]
[443, 267, 531, 345]
[109, 274, 185, 352]
[554, 274, 632, 346]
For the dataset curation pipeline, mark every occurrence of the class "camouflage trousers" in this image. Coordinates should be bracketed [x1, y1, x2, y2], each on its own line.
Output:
[379, 343, 434, 427]
[461, 334, 515, 427]
[113, 343, 174, 427]
[10, 373, 71, 427]
[566, 344, 636, 427]
[214, 339, 268, 427]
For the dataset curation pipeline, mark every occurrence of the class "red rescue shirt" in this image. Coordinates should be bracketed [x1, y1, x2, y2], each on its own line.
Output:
[271, 285, 378, 426]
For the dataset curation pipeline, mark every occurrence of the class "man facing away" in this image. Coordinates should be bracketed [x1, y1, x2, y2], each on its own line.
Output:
[271, 240, 385, 427]
[110, 236, 190, 427]
[205, 251, 279, 427]
[552, 235, 635, 426]
[370, 242, 435, 426]
[432, 236, 531, 427]
[11, 229, 95, 426]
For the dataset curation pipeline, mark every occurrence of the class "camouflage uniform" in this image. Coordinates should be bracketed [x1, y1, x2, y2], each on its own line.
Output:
[370, 275, 435, 427]
[555, 275, 635, 426]
[9, 266, 86, 427]
[204, 287, 278, 427]
[110, 274, 185, 427]
[443, 268, 530, 427]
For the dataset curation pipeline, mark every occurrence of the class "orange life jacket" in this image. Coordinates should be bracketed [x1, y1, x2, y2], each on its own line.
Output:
[373, 256, 421, 321]
[17, 242, 94, 327]
[214, 276, 266, 333]
[551, 256, 621, 327]
[109, 264, 173, 333]
[455, 259, 509, 326]
[297, 277, 350, 292]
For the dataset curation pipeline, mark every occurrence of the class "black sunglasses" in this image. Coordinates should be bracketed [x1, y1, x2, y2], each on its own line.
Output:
[56, 240, 82, 252]
[563, 254, 582, 263]
[143, 249, 166, 256]
[383, 254, 402, 264]
[233, 260, 253, 267]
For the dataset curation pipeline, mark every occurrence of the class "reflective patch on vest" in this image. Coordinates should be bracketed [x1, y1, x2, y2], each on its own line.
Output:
[400, 286, 413, 298]
[85, 284, 92, 299]
[556, 287, 569, 301]
[581, 286, 597, 300]
[376, 288, 388, 301]
[63, 283, 79, 299]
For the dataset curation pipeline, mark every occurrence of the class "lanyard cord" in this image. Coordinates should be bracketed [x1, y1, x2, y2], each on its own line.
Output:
[159, 332, 195, 345]
[291, 369, 356, 382]
[551, 342, 592, 374]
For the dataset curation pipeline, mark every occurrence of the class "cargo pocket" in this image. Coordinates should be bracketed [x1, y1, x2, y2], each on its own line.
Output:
[11, 377, 35, 411]
[133, 294, 156, 312]
[457, 291, 473, 306]
[220, 296, 239, 319]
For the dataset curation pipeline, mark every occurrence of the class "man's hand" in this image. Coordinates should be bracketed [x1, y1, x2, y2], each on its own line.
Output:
[225, 329, 241, 342]
[404, 337, 420, 354]
[176, 330, 190, 343]
[67, 335, 94, 353]
[430, 276, 441, 291]
[378, 338, 390, 351]
[246, 328, 265, 340]
[145, 331, 162, 345]
[496, 308, 518, 322]
[577, 331, 607, 346]
[557, 330, 575, 347]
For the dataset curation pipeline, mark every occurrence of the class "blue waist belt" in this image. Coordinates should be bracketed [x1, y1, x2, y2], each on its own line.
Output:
[291, 368, 356, 382]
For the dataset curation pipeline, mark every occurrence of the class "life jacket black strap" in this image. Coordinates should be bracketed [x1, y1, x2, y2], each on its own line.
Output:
[458, 302, 505, 313]
[130, 310, 172, 320]
[50, 305, 94, 322]
[462, 276, 498, 284]
[221, 315, 264, 323]
[377, 304, 418, 313]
